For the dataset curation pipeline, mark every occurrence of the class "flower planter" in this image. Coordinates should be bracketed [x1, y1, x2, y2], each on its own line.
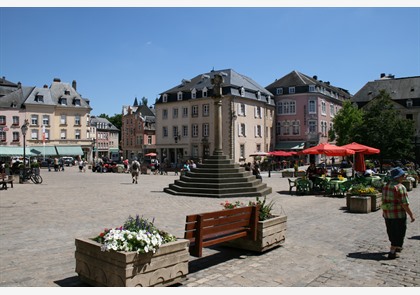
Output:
[347, 192, 382, 212]
[75, 238, 190, 287]
[221, 215, 287, 252]
[282, 171, 294, 178]
[348, 196, 371, 213]
[294, 171, 306, 177]
[402, 180, 413, 191]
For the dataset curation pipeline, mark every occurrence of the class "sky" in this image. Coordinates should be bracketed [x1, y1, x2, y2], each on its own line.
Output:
[1, 2, 419, 117]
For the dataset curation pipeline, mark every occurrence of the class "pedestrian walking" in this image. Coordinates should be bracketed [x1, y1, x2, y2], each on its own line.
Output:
[130, 159, 140, 184]
[381, 167, 416, 259]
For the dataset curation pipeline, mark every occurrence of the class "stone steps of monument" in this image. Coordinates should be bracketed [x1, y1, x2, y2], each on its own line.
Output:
[185, 170, 251, 178]
[179, 174, 255, 183]
[173, 179, 262, 188]
[163, 185, 272, 198]
[195, 164, 241, 170]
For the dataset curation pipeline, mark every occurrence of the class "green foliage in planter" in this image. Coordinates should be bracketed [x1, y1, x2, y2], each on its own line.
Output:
[349, 183, 379, 195]
[221, 196, 275, 221]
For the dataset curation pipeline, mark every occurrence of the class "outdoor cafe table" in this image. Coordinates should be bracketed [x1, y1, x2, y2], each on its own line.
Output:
[314, 176, 347, 195]
[364, 175, 381, 185]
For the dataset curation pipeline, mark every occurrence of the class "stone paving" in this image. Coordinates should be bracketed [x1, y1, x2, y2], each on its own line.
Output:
[0, 166, 419, 287]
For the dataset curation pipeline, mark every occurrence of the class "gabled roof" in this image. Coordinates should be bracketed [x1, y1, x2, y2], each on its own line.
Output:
[49, 80, 92, 110]
[24, 86, 56, 106]
[352, 76, 420, 103]
[0, 85, 34, 109]
[90, 116, 119, 131]
[158, 68, 274, 104]
[266, 70, 351, 98]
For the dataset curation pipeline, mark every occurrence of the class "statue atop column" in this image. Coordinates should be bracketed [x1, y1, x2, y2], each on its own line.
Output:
[211, 74, 223, 98]
[211, 73, 224, 155]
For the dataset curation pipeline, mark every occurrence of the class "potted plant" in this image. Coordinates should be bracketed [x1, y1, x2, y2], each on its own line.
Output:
[347, 183, 382, 213]
[75, 215, 189, 287]
[31, 161, 40, 175]
[220, 196, 287, 252]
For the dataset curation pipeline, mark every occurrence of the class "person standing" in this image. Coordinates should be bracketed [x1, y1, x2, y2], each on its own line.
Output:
[381, 167, 416, 259]
[130, 158, 140, 184]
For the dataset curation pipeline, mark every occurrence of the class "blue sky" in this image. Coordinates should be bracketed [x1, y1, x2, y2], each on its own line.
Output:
[1, 5, 419, 117]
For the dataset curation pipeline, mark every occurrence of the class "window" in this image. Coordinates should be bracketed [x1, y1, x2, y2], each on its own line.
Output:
[238, 103, 246, 116]
[240, 144, 245, 159]
[147, 135, 152, 144]
[203, 123, 209, 137]
[202, 87, 208, 98]
[182, 107, 188, 117]
[75, 115, 81, 126]
[309, 85, 315, 92]
[31, 129, 38, 140]
[74, 98, 81, 106]
[292, 120, 300, 135]
[182, 125, 188, 137]
[240, 87, 245, 97]
[13, 132, 19, 142]
[177, 92, 183, 100]
[308, 99, 316, 114]
[162, 109, 168, 119]
[163, 126, 168, 137]
[255, 125, 262, 137]
[255, 106, 262, 118]
[60, 115, 67, 125]
[0, 131, 5, 141]
[192, 105, 199, 117]
[60, 130, 66, 139]
[256, 144, 261, 152]
[191, 89, 196, 99]
[44, 129, 49, 140]
[43, 115, 50, 126]
[203, 104, 209, 117]
[60, 98, 67, 105]
[238, 123, 246, 137]
[330, 104, 335, 116]
[192, 145, 198, 158]
[173, 126, 179, 138]
[321, 100, 326, 115]
[192, 124, 199, 137]
[256, 91, 261, 100]
[308, 120, 317, 133]
[277, 101, 296, 115]
[289, 87, 295, 94]
[173, 108, 178, 119]
[407, 99, 413, 107]
[163, 94, 168, 102]
[282, 121, 290, 135]
[12, 116, 19, 126]
[64, 90, 70, 95]
[0, 116, 5, 125]
[75, 129, 81, 140]
[276, 122, 281, 135]
[31, 115, 39, 125]
[276, 88, 283, 95]
[35, 94, 44, 102]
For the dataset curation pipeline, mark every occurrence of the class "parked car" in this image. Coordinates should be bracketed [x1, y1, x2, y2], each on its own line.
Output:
[62, 157, 75, 166]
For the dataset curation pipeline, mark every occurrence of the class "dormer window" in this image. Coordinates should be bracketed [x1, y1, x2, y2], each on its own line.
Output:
[64, 90, 70, 95]
[407, 99, 413, 107]
[163, 94, 168, 102]
[60, 97, 67, 105]
[289, 87, 295, 94]
[35, 94, 44, 102]
[276, 88, 283, 95]
[309, 85, 315, 92]
[177, 91, 183, 101]
[257, 91, 261, 100]
[240, 87, 245, 97]
[202, 87, 208, 98]
[191, 88, 197, 99]
[73, 98, 81, 106]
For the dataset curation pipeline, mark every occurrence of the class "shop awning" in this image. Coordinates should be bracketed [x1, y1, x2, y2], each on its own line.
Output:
[109, 148, 119, 153]
[30, 146, 58, 156]
[275, 141, 305, 150]
[55, 145, 83, 156]
[0, 146, 36, 156]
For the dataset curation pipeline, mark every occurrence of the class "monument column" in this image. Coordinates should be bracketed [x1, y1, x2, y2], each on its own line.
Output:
[211, 74, 223, 155]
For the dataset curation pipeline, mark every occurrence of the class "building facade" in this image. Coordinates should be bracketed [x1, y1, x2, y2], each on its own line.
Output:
[0, 77, 92, 161]
[351, 73, 420, 162]
[90, 116, 120, 162]
[266, 71, 352, 160]
[154, 69, 275, 166]
[121, 103, 156, 161]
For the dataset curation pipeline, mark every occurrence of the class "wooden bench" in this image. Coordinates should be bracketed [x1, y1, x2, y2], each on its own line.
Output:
[1, 174, 13, 190]
[184, 205, 260, 257]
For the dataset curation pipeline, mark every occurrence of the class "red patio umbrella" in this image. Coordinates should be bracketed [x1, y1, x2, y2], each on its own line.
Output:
[302, 143, 355, 157]
[340, 142, 380, 172]
[268, 150, 295, 157]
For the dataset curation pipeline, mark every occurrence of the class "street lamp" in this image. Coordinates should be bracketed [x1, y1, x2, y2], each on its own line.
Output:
[21, 119, 29, 182]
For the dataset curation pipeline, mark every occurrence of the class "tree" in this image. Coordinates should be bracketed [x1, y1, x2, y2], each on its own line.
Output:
[331, 100, 364, 146]
[141, 96, 148, 106]
[355, 90, 415, 162]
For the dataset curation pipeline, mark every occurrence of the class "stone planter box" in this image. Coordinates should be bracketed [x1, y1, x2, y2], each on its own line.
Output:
[294, 171, 306, 177]
[347, 193, 382, 212]
[348, 196, 371, 213]
[282, 171, 294, 178]
[402, 180, 413, 191]
[222, 215, 287, 252]
[75, 238, 190, 287]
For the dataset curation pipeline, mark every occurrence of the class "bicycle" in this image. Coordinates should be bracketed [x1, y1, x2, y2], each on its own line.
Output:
[19, 168, 43, 184]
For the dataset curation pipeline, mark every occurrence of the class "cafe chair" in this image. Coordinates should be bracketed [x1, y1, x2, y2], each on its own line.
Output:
[337, 180, 354, 197]
[296, 178, 311, 195]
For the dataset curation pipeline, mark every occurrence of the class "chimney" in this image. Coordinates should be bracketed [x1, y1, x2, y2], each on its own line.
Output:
[43, 84, 48, 88]
[313, 75, 318, 80]
[72, 80, 77, 90]
[53, 78, 61, 82]
[380, 73, 385, 78]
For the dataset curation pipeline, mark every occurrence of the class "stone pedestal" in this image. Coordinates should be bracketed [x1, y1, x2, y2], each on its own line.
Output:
[348, 196, 371, 213]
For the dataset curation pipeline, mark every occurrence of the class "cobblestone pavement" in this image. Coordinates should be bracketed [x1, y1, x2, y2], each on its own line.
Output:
[0, 167, 419, 288]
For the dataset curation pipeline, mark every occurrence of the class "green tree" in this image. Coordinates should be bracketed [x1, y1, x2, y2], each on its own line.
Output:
[355, 90, 415, 162]
[141, 96, 148, 106]
[332, 100, 364, 146]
